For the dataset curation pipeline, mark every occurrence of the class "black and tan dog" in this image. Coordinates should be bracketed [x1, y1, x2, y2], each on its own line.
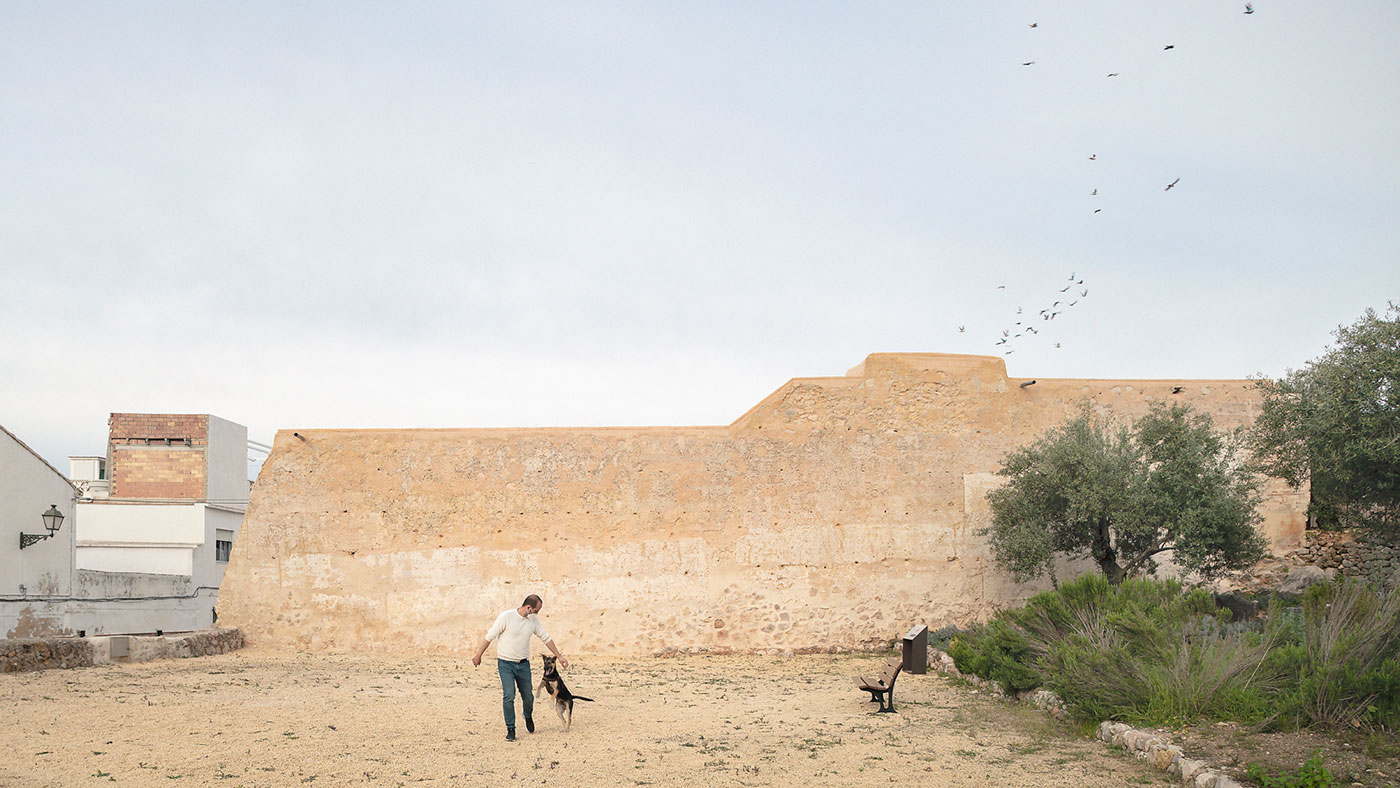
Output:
[537, 654, 593, 731]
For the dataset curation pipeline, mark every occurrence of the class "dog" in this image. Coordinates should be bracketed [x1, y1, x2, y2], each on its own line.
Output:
[537, 654, 593, 731]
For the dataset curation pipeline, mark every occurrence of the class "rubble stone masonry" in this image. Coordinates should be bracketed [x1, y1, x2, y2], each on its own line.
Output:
[219, 353, 1309, 657]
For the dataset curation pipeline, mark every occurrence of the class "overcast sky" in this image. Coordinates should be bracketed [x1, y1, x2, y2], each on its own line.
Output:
[2, 1, 1397, 477]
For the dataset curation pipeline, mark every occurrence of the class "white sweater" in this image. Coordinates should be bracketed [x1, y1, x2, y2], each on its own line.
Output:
[485, 609, 551, 662]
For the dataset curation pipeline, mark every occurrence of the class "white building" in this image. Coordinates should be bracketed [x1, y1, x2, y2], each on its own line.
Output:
[1, 414, 251, 639]
[1, 423, 80, 637]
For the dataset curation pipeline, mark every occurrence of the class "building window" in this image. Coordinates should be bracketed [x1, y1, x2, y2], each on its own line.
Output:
[216, 540, 233, 562]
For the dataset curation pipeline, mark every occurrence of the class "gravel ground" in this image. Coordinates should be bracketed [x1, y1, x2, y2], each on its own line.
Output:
[1, 650, 1171, 788]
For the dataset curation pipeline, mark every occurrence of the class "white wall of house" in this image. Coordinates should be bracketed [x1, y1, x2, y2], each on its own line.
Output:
[202, 507, 243, 588]
[206, 416, 249, 503]
[1, 425, 80, 637]
[76, 545, 193, 575]
[76, 502, 205, 551]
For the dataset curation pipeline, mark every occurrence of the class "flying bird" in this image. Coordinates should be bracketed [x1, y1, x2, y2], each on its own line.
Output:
[1088, 154, 1097, 160]
[1090, 189, 1097, 196]
[1165, 177, 1181, 191]
[1028, 22, 1039, 28]
[1107, 72, 1119, 77]
[1054, 343, 1062, 349]
[1002, 330, 1010, 337]
[1005, 350, 1015, 355]
[1068, 272, 1076, 279]
[1069, 300, 1079, 306]
[1060, 285, 1071, 292]
[1080, 289, 1089, 297]
[1094, 209, 1102, 214]
[958, 325, 965, 333]
[1244, 3, 1254, 13]
[1163, 44, 1175, 51]
[1022, 61, 1036, 66]
[1016, 306, 1023, 314]
[997, 285, 1006, 290]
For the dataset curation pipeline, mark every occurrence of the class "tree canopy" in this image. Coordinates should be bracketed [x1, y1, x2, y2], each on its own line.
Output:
[985, 403, 1267, 585]
[1250, 304, 1400, 534]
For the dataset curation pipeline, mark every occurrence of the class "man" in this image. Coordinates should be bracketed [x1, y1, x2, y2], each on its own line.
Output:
[472, 594, 569, 741]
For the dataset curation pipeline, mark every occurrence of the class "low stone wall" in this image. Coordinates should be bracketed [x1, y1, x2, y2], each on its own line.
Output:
[1285, 530, 1399, 586]
[930, 648, 1244, 787]
[0, 628, 244, 674]
[0, 637, 97, 672]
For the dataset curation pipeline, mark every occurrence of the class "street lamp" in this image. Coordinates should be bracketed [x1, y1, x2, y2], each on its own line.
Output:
[20, 504, 64, 549]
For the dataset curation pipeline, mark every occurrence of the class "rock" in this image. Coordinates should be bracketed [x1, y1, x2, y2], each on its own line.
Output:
[1278, 566, 1329, 600]
[1214, 591, 1260, 622]
[1178, 758, 1208, 781]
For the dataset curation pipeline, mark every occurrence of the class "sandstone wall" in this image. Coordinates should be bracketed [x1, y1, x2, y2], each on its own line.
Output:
[219, 353, 1307, 656]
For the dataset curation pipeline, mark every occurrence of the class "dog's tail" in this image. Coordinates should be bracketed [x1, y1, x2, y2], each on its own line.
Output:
[572, 695, 594, 702]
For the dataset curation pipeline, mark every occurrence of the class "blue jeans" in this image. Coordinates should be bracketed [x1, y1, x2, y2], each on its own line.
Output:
[497, 658, 533, 729]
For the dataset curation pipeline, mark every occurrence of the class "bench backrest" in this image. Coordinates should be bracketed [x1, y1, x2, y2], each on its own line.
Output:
[879, 657, 903, 685]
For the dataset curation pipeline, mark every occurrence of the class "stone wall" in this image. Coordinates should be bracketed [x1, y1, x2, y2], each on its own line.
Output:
[219, 353, 1308, 656]
[1286, 530, 1399, 586]
[0, 627, 244, 673]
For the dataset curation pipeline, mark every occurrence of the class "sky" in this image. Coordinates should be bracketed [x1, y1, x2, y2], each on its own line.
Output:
[2, 1, 1398, 478]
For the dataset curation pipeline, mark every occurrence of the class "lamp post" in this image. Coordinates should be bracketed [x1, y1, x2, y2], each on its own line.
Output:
[20, 504, 64, 549]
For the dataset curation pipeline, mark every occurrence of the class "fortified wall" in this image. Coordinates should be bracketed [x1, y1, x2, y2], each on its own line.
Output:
[219, 353, 1307, 656]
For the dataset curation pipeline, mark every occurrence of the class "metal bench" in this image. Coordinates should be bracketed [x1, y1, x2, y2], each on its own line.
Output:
[853, 656, 903, 713]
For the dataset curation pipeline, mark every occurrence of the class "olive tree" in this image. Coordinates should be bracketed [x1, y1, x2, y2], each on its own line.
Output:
[985, 403, 1268, 585]
[1250, 304, 1400, 533]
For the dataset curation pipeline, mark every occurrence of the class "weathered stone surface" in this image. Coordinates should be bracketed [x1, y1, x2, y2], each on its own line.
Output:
[1278, 566, 1329, 600]
[220, 353, 1308, 655]
[0, 628, 244, 674]
[1148, 744, 1182, 770]
[1179, 758, 1209, 781]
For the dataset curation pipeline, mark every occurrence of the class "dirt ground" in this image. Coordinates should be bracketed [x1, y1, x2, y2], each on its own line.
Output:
[1172, 721, 1400, 788]
[0, 650, 1174, 788]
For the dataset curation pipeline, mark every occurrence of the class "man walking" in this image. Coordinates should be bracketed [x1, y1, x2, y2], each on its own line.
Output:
[472, 594, 569, 741]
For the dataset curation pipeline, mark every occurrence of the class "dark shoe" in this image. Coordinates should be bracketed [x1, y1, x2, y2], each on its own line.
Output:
[506, 728, 516, 742]
[525, 716, 535, 733]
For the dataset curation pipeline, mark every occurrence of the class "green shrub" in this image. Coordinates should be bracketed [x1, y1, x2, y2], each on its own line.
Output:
[953, 574, 1280, 726]
[1245, 752, 1335, 788]
[1267, 579, 1400, 729]
[928, 624, 962, 651]
[946, 617, 1041, 692]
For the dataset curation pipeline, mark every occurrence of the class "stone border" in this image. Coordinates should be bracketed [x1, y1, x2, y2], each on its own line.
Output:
[930, 648, 1244, 787]
[1, 628, 244, 674]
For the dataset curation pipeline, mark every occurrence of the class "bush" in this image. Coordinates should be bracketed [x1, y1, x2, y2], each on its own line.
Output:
[949, 574, 1279, 726]
[947, 617, 1041, 692]
[1268, 579, 1400, 729]
[927, 624, 961, 651]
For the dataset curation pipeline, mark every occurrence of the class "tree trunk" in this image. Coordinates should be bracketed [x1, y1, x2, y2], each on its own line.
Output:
[1093, 519, 1127, 585]
[1097, 553, 1127, 585]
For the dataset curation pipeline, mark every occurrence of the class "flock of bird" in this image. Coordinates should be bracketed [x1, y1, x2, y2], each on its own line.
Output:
[961, 5, 1258, 356]
[959, 273, 1090, 355]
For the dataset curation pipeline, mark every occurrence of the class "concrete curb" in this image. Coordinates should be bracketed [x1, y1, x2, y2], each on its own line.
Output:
[930, 648, 1244, 787]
